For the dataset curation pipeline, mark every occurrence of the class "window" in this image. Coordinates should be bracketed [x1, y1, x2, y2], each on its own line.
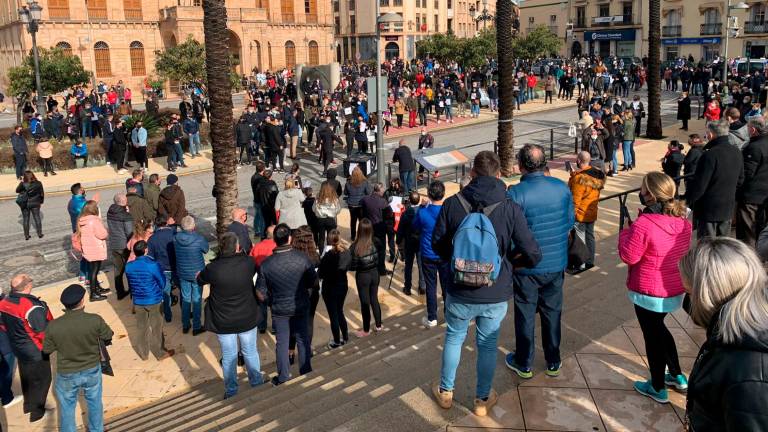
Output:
[665, 45, 679, 62]
[285, 41, 296, 68]
[380, 0, 389, 5]
[256, 0, 268, 8]
[349, 0, 355, 11]
[622, 2, 632, 23]
[447, 18, 453, 32]
[48, 0, 69, 19]
[599, 4, 609, 17]
[124, 0, 142, 20]
[308, 40, 319, 65]
[703, 8, 720, 24]
[333, 0, 339, 12]
[305, 0, 317, 23]
[447, 0, 452, 9]
[281, 0, 294, 23]
[528, 17, 534, 23]
[335, 17, 341, 33]
[55, 41, 72, 56]
[394, 0, 402, 5]
[268, 42, 273, 69]
[434, 15, 438, 31]
[576, 6, 586, 27]
[434, 0, 439, 9]
[550, 15, 556, 23]
[193, 0, 201, 6]
[129, 41, 146, 76]
[94, 41, 112, 77]
[752, 4, 766, 23]
[702, 44, 720, 61]
[253, 40, 262, 70]
[350, 37, 357, 59]
[88, 0, 107, 19]
[350, 15, 356, 32]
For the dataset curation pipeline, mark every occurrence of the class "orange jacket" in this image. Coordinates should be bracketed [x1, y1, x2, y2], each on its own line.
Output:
[568, 167, 606, 223]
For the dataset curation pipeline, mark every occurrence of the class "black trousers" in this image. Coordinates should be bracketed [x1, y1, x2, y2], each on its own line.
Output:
[396, 114, 403, 127]
[356, 269, 381, 332]
[21, 207, 42, 238]
[634, 305, 682, 391]
[274, 313, 311, 383]
[736, 202, 763, 247]
[322, 286, 349, 344]
[134, 146, 148, 169]
[88, 259, 103, 292]
[111, 249, 129, 296]
[19, 359, 51, 421]
[681, 118, 688, 130]
[373, 224, 387, 273]
[356, 138, 368, 154]
[316, 217, 337, 251]
[545, 91, 553, 104]
[41, 158, 54, 174]
[348, 206, 363, 240]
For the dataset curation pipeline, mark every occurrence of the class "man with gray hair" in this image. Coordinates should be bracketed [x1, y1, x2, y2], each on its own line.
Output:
[687, 119, 745, 238]
[107, 192, 134, 299]
[174, 215, 209, 335]
[736, 117, 768, 245]
[361, 182, 391, 275]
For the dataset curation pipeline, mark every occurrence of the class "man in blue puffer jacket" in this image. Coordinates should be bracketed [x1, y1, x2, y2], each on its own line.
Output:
[125, 241, 174, 361]
[173, 215, 209, 336]
[147, 215, 176, 322]
[506, 144, 574, 380]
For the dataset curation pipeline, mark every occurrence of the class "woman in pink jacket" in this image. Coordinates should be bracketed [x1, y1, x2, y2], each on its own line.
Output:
[618, 172, 692, 404]
[77, 200, 109, 301]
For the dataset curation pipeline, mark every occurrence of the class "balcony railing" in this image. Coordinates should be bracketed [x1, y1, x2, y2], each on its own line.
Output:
[662, 25, 682, 37]
[88, 7, 108, 20]
[700, 23, 722, 35]
[745, 20, 767, 34]
[48, 6, 69, 19]
[124, 8, 142, 20]
[575, 20, 586, 28]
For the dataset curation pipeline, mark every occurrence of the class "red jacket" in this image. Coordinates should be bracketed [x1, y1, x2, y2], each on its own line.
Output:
[250, 239, 277, 269]
[527, 75, 537, 89]
[0, 293, 52, 361]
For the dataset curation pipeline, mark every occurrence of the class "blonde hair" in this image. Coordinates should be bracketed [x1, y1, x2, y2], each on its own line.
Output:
[642, 172, 687, 217]
[284, 179, 295, 189]
[679, 237, 768, 344]
[349, 167, 366, 187]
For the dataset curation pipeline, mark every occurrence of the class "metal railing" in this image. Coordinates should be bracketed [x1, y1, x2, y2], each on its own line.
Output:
[598, 174, 692, 231]
[700, 23, 722, 35]
[745, 21, 768, 34]
[662, 25, 682, 37]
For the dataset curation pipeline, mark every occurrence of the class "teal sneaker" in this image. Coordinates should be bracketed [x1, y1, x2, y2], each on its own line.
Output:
[633, 380, 669, 404]
[505, 353, 533, 379]
[664, 373, 688, 391]
[545, 362, 562, 377]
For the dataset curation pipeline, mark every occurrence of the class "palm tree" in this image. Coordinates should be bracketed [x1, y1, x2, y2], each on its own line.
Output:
[496, 0, 516, 176]
[645, 0, 663, 138]
[203, 0, 237, 239]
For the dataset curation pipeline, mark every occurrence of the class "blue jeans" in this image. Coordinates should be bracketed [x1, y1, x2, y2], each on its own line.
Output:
[399, 170, 416, 192]
[440, 295, 508, 399]
[512, 272, 564, 368]
[421, 257, 451, 321]
[612, 149, 619, 174]
[471, 104, 480, 116]
[274, 313, 312, 383]
[253, 201, 265, 238]
[445, 105, 453, 121]
[622, 140, 634, 168]
[0, 352, 15, 405]
[162, 271, 173, 322]
[217, 328, 263, 398]
[527, 87, 536, 100]
[55, 365, 103, 432]
[188, 133, 201, 155]
[79, 257, 89, 279]
[179, 279, 202, 330]
[81, 120, 92, 139]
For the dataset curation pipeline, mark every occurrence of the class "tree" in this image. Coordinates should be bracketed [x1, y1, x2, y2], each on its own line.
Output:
[511, 26, 563, 60]
[154, 36, 207, 87]
[496, 0, 516, 176]
[645, 0, 663, 138]
[415, 29, 496, 69]
[202, 0, 237, 239]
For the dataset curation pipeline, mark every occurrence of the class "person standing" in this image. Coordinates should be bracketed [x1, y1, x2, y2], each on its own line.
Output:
[431, 151, 541, 417]
[544, 75, 555, 104]
[130, 121, 148, 171]
[144, 174, 162, 217]
[622, 112, 636, 171]
[174, 216, 209, 335]
[77, 201, 109, 301]
[125, 241, 175, 361]
[396, 191, 425, 296]
[43, 284, 113, 432]
[158, 174, 188, 224]
[312, 183, 342, 251]
[319, 230, 351, 349]
[682, 134, 705, 197]
[227, 208, 252, 254]
[0, 274, 53, 423]
[275, 179, 307, 230]
[568, 152, 606, 270]
[630, 95, 645, 137]
[618, 172, 692, 404]
[412, 181, 448, 328]
[126, 185, 153, 227]
[15, 171, 44, 240]
[343, 167, 372, 241]
[0, 284, 22, 409]
[198, 233, 263, 398]
[254, 168, 279, 238]
[417, 128, 435, 179]
[350, 219, 383, 337]
[11, 125, 28, 180]
[107, 193, 134, 300]
[250, 162, 268, 239]
[686, 120, 745, 238]
[361, 183, 390, 274]
[393, 139, 416, 192]
[146, 215, 175, 322]
[736, 118, 768, 246]
[677, 91, 691, 131]
[183, 116, 202, 158]
[256, 224, 315, 385]
[505, 144, 574, 379]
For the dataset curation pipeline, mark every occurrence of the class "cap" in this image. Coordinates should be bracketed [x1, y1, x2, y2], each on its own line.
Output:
[61, 284, 86, 308]
[167, 174, 179, 185]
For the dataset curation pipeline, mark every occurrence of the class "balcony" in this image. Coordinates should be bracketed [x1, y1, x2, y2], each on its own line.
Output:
[592, 17, 611, 27]
[575, 20, 587, 29]
[700, 22, 722, 35]
[48, 6, 69, 19]
[662, 25, 681, 37]
[745, 20, 767, 34]
[548, 25, 558, 34]
[160, 6, 268, 22]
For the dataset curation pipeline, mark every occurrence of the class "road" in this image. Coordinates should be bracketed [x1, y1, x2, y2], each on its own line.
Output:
[0, 90, 686, 288]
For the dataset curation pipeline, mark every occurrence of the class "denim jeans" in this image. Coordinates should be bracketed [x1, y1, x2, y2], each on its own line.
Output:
[188, 133, 201, 155]
[421, 257, 451, 321]
[217, 328, 263, 398]
[55, 365, 102, 432]
[274, 313, 312, 383]
[179, 279, 202, 331]
[573, 222, 596, 266]
[471, 104, 480, 116]
[0, 352, 15, 405]
[445, 105, 453, 121]
[512, 272, 564, 368]
[81, 120, 92, 139]
[399, 170, 416, 192]
[173, 142, 185, 165]
[527, 87, 536, 100]
[162, 271, 173, 322]
[612, 149, 619, 174]
[622, 140, 634, 168]
[252, 202, 266, 238]
[79, 257, 89, 279]
[440, 295, 508, 399]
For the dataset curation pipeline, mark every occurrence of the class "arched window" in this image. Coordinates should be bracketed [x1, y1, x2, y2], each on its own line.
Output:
[268, 42, 273, 70]
[384, 42, 400, 60]
[281, 0, 294, 23]
[94, 41, 112, 77]
[308, 40, 319, 65]
[285, 41, 296, 69]
[253, 40, 262, 71]
[130, 41, 146, 76]
[87, 0, 107, 19]
[124, 0, 142, 20]
[48, 0, 70, 19]
[55, 41, 73, 56]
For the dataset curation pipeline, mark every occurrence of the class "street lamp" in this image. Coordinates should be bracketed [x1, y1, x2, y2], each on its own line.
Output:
[722, 0, 750, 83]
[472, 0, 495, 31]
[18, 0, 46, 116]
[375, 11, 403, 184]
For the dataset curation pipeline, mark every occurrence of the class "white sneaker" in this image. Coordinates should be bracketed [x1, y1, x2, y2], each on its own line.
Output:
[117, 169, 127, 174]
[422, 317, 437, 328]
[2, 395, 22, 408]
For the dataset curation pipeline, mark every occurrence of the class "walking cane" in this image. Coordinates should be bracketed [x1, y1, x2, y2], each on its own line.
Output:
[387, 251, 400, 290]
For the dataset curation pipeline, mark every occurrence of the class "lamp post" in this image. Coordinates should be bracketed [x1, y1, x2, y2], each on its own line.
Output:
[375, 11, 403, 184]
[470, 0, 494, 31]
[18, 1, 46, 116]
[722, 0, 750, 83]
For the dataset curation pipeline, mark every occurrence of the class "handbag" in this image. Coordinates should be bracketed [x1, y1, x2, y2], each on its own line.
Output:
[568, 123, 577, 138]
[15, 185, 28, 209]
[567, 228, 590, 271]
[99, 339, 114, 376]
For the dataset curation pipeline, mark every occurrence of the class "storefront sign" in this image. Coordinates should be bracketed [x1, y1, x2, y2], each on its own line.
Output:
[384, 36, 399, 41]
[584, 29, 636, 41]
[662, 37, 722, 45]
[594, 16, 625, 24]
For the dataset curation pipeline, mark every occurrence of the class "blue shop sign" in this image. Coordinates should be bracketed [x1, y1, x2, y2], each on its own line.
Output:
[584, 29, 637, 41]
[662, 37, 722, 45]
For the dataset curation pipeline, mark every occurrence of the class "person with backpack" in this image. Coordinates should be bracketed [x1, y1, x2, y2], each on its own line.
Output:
[412, 181, 448, 328]
[431, 151, 541, 417]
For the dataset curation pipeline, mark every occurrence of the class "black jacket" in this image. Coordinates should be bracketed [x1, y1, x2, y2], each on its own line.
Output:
[393, 145, 416, 171]
[396, 205, 421, 251]
[251, 173, 267, 200]
[432, 176, 542, 304]
[16, 181, 44, 208]
[350, 241, 381, 272]
[0, 292, 51, 362]
[257, 246, 317, 317]
[198, 254, 261, 334]
[235, 122, 252, 146]
[321, 174, 343, 198]
[263, 122, 283, 151]
[319, 249, 351, 294]
[361, 194, 388, 226]
[686, 314, 768, 432]
[686, 136, 744, 222]
[677, 97, 691, 120]
[739, 134, 768, 204]
[106, 204, 134, 251]
[227, 221, 252, 254]
[662, 150, 685, 179]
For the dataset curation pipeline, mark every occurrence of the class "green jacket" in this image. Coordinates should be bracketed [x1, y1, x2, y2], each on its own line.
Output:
[144, 183, 161, 214]
[623, 118, 636, 141]
[43, 308, 113, 374]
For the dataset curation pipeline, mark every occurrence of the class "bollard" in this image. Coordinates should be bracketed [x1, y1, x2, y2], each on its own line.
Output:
[550, 129, 554, 159]
[574, 137, 578, 154]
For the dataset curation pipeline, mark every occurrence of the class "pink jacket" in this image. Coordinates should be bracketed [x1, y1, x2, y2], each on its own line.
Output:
[618, 213, 691, 298]
[78, 214, 108, 262]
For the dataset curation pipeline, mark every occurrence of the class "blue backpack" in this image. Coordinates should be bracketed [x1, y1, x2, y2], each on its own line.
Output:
[451, 193, 502, 288]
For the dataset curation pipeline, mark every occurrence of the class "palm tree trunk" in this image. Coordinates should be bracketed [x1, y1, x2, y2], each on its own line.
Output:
[645, 0, 663, 138]
[496, 0, 515, 176]
[203, 0, 237, 239]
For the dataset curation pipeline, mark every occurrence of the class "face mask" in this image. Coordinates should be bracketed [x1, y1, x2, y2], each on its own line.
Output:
[639, 191, 648, 206]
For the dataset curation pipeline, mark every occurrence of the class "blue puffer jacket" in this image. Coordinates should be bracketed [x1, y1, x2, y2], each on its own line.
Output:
[125, 256, 165, 306]
[147, 226, 175, 272]
[67, 194, 87, 233]
[507, 172, 574, 275]
[174, 231, 209, 280]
